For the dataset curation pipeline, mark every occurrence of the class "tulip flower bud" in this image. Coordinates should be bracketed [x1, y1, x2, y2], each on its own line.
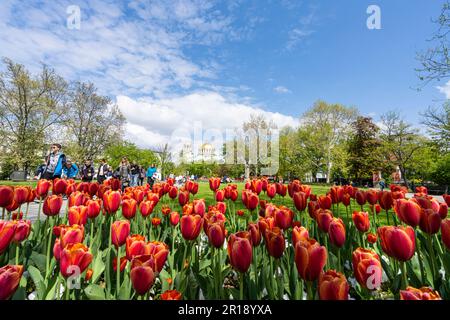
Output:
[0, 265, 24, 300]
[60, 224, 85, 249]
[294, 239, 327, 282]
[328, 218, 346, 247]
[438, 202, 448, 219]
[122, 199, 137, 220]
[264, 227, 285, 258]
[394, 199, 421, 227]
[441, 219, 450, 251]
[292, 226, 309, 248]
[378, 226, 415, 261]
[419, 208, 442, 234]
[0, 221, 16, 254]
[68, 206, 88, 226]
[130, 255, 155, 295]
[227, 231, 253, 273]
[352, 211, 370, 233]
[400, 286, 441, 300]
[12, 220, 31, 244]
[352, 247, 382, 290]
[103, 190, 121, 214]
[207, 222, 225, 248]
[170, 211, 180, 226]
[318, 195, 332, 210]
[111, 220, 130, 248]
[59, 243, 93, 278]
[36, 179, 51, 199]
[193, 199, 206, 217]
[318, 270, 349, 300]
[274, 206, 293, 230]
[316, 209, 333, 233]
[53, 178, 68, 195]
[43, 195, 63, 217]
[161, 289, 182, 300]
[209, 178, 221, 192]
[180, 214, 203, 241]
[355, 190, 366, 206]
[293, 191, 307, 212]
[0, 186, 14, 208]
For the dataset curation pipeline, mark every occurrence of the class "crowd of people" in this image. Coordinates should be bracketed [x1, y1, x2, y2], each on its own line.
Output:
[34, 143, 159, 190]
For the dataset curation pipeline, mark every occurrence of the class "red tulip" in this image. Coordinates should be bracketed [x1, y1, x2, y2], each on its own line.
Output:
[328, 218, 346, 247]
[400, 286, 441, 300]
[13, 186, 30, 205]
[0, 186, 14, 208]
[308, 201, 319, 219]
[147, 241, 169, 272]
[130, 255, 155, 295]
[122, 199, 137, 220]
[344, 185, 355, 198]
[60, 243, 93, 278]
[442, 219, 450, 251]
[168, 186, 178, 199]
[251, 179, 263, 195]
[0, 221, 16, 254]
[170, 211, 180, 226]
[264, 227, 285, 258]
[12, 220, 31, 244]
[152, 217, 161, 227]
[161, 289, 182, 300]
[180, 214, 203, 241]
[330, 186, 344, 204]
[53, 178, 68, 195]
[342, 193, 351, 207]
[378, 191, 393, 210]
[318, 195, 332, 210]
[266, 184, 277, 199]
[111, 220, 130, 248]
[318, 270, 349, 300]
[352, 247, 382, 290]
[193, 199, 206, 217]
[0, 265, 24, 300]
[419, 208, 442, 234]
[229, 189, 238, 202]
[43, 195, 63, 216]
[216, 202, 226, 214]
[258, 216, 275, 235]
[294, 239, 327, 282]
[444, 194, 450, 207]
[293, 191, 307, 212]
[113, 256, 128, 272]
[355, 190, 366, 206]
[209, 178, 221, 192]
[86, 200, 101, 219]
[60, 224, 85, 249]
[227, 231, 253, 273]
[277, 183, 287, 197]
[352, 211, 370, 233]
[126, 235, 148, 260]
[394, 199, 421, 227]
[316, 209, 334, 233]
[378, 226, 415, 261]
[103, 190, 121, 214]
[36, 180, 51, 199]
[207, 221, 225, 248]
[244, 191, 259, 211]
[68, 206, 88, 226]
[292, 226, 309, 248]
[274, 206, 293, 230]
[178, 190, 190, 206]
[53, 238, 62, 260]
[68, 191, 86, 208]
[438, 202, 448, 219]
[367, 233, 378, 244]
[247, 222, 261, 247]
[215, 189, 225, 202]
[366, 189, 378, 205]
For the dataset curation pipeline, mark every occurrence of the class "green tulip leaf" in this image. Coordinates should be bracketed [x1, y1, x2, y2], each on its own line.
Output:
[28, 265, 46, 299]
[91, 251, 105, 284]
[29, 252, 47, 274]
[84, 284, 106, 300]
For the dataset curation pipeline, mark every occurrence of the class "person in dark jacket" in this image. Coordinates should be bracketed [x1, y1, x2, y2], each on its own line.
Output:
[34, 159, 47, 179]
[41, 143, 66, 180]
[130, 162, 140, 187]
[117, 157, 131, 191]
[97, 159, 108, 184]
[81, 159, 95, 182]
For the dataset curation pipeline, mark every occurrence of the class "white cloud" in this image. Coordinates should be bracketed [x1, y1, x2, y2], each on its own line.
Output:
[274, 86, 291, 94]
[116, 92, 298, 157]
[437, 80, 450, 99]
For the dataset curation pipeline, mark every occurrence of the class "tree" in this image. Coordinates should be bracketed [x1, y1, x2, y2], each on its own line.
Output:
[431, 153, 450, 192]
[347, 117, 382, 183]
[156, 143, 172, 180]
[299, 100, 358, 183]
[0, 58, 68, 173]
[416, 1, 450, 85]
[63, 82, 125, 162]
[104, 141, 157, 169]
[241, 114, 277, 178]
[421, 102, 450, 152]
[379, 111, 424, 188]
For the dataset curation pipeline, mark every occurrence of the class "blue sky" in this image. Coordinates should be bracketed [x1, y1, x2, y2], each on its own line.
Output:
[0, 0, 448, 148]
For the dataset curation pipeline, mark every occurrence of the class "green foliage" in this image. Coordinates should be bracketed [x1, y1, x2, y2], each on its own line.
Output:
[431, 153, 450, 186]
[104, 141, 157, 169]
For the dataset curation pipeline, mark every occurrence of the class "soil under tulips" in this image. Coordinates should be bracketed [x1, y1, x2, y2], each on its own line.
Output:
[0, 179, 449, 300]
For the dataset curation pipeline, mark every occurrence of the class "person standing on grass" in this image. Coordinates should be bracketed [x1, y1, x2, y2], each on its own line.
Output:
[81, 159, 95, 182]
[146, 163, 157, 188]
[41, 143, 66, 180]
[130, 162, 140, 187]
[139, 165, 145, 186]
[97, 159, 108, 184]
[117, 157, 131, 191]
[62, 159, 79, 179]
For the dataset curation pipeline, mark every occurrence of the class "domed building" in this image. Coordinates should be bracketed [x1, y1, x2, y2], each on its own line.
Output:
[198, 142, 215, 163]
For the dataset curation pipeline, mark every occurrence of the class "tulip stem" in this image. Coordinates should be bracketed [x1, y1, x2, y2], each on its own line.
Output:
[90, 220, 94, 248]
[45, 217, 53, 279]
[107, 215, 113, 299]
[15, 243, 20, 265]
[116, 246, 121, 298]
[415, 232, 426, 285]
[400, 261, 408, 290]
[25, 203, 30, 220]
[385, 209, 390, 226]
[337, 248, 341, 272]
[240, 272, 244, 300]
[427, 234, 437, 286]
[306, 281, 314, 300]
